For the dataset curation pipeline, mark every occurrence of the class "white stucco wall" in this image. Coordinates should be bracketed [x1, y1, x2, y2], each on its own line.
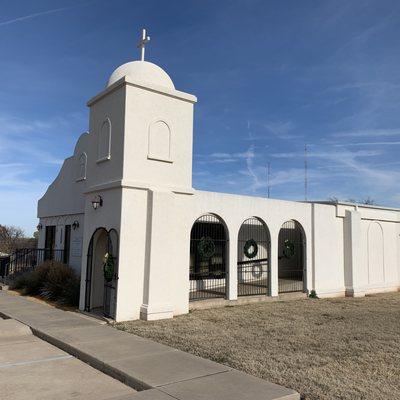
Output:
[360, 218, 399, 292]
[86, 86, 126, 189]
[312, 204, 345, 297]
[38, 132, 88, 219]
[116, 187, 149, 321]
[127, 191, 400, 321]
[78, 187, 123, 313]
[340, 205, 400, 296]
[123, 81, 196, 193]
[129, 189, 314, 321]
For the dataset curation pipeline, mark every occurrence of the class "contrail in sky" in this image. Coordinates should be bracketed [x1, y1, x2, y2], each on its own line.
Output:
[0, 2, 94, 27]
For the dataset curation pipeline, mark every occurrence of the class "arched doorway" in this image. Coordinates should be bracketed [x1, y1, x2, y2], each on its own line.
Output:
[189, 214, 228, 301]
[85, 228, 119, 318]
[278, 220, 305, 293]
[237, 217, 270, 296]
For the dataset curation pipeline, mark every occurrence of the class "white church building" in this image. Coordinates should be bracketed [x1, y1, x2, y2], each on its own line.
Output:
[37, 35, 400, 321]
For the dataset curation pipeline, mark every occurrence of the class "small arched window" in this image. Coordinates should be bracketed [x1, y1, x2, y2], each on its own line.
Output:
[98, 118, 111, 162]
[76, 152, 87, 181]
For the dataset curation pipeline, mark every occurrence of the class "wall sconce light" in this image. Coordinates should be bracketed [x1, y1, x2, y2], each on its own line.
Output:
[37, 223, 43, 230]
[91, 195, 103, 210]
[72, 221, 80, 230]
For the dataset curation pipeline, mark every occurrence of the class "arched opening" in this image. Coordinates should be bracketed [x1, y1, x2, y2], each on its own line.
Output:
[85, 228, 119, 318]
[237, 217, 270, 296]
[278, 220, 305, 293]
[189, 214, 228, 301]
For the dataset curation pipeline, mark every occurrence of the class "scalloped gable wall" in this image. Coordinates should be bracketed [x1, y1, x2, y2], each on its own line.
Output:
[37, 132, 89, 218]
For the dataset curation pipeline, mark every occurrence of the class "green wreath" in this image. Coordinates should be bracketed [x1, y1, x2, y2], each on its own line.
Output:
[197, 237, 216, 259]
[244, 239, 258, 259]
[283, 239, 295, 259]
[103, 253, 115, 282]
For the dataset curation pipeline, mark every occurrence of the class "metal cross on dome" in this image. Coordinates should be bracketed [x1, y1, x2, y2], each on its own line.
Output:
[137, 28, 150, 61]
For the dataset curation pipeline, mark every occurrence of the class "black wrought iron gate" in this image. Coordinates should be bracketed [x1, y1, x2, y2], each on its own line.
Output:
[85, 228, 119, 318]
[237, 217, 270, 296]
[278, 220, 305, 293]
[189, 214, 228, 301]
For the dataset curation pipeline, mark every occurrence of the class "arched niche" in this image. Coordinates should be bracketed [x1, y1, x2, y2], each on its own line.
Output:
[76, 152, 87, 181]
[147, 120, 172, 162]
[97, 118, 111, 162]
[367, 221, 385, 284]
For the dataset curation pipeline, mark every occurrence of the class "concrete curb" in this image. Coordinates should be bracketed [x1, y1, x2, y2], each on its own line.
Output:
[0, 319, 32, 338]
[31, 327, 152, 392]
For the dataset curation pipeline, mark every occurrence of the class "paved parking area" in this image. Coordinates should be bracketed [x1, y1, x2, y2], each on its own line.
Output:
[0, 318, 136, 400]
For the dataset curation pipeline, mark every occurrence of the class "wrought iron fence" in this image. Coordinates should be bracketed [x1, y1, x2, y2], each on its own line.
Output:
[189, 271, 227, 301]
[278, 269, 304, 293]
[189, 214, 228, 301]
[237, 259, 269, 296]
[1, 248, 65, 281]
[0, 256, 10, 278]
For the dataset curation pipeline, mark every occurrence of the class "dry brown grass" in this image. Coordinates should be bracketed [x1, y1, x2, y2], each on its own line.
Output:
[115, 293, 400, 400]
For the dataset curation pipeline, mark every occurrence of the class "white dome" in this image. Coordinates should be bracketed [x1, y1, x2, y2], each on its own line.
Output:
[107, 61, 175, 89]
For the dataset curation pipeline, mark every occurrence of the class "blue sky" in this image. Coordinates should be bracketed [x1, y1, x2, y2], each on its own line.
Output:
[1, 0, 400, 235]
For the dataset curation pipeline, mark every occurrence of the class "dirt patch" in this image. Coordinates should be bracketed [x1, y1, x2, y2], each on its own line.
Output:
[116, 293, 400, 400]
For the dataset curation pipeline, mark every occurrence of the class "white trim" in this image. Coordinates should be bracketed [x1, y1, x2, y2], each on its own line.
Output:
[87, 76, 197, 106]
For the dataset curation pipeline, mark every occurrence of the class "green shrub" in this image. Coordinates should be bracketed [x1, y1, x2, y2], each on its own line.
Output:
[9, 261, 80, 307]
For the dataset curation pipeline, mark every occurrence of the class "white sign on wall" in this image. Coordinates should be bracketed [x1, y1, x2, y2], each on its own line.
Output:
[71, 237, 83, 257]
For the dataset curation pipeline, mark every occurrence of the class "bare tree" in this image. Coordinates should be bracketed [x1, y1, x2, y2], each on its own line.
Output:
[361, 197, 375, 205]
[328, 196, 377, 205]
[327, 196, 339, 203]
[0, 225, 25, 254]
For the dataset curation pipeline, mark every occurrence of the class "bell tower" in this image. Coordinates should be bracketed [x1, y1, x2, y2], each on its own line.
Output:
[86, 31, 197, 194]
[83, 29, 197, 321]
[121, 61, 197, 193]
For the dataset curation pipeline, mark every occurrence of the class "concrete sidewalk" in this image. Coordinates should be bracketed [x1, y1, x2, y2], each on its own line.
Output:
[0, 291, 299, 400]
[0, 318, 137, 400]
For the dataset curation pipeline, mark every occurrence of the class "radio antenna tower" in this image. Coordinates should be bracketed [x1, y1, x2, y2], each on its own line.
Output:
[267, 162, 271, 198]
[304, 144, 308, 201]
